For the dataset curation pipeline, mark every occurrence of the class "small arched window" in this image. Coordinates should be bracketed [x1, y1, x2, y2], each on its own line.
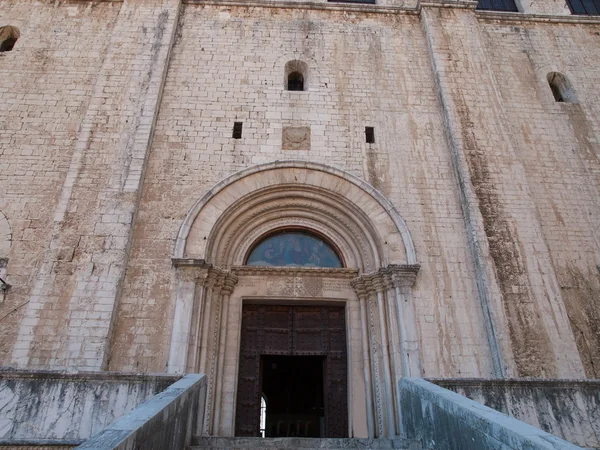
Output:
[246, 230, 343, 268]
[547, 72, 577, 103]
[284, 60, 308, 91]
[0, 26, 20, 53]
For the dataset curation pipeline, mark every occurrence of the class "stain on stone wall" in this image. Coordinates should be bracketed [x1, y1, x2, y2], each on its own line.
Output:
[558, 265, 600, 378]
[456, 103, 556, 377]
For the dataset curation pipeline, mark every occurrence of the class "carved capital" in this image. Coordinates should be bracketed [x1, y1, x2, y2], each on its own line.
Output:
[383, 264, 420, 289]
[351, 277, 367, 299]
[173, 258, 213, 284]
[221, 273, 239, 295]
[353, 272, 385, 296]
[176, 266, 209, 283]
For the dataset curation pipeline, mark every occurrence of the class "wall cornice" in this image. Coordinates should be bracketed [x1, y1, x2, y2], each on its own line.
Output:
[183, 0, 600, 25]
[475, 10, 600, 24]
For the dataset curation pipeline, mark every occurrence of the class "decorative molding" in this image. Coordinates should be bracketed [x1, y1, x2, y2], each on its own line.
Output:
[367, 293, 384, 436]
[209, 187, 382, 272]
[182, 0, 600, 25]
[201, 267, 238, 435]
[174, 161, 417, 265]
[232, 266, 358, 278]
[351, 264, 420, 295]
[419, 0, 477, 9]
[475, 10, 600, 24]
[183, 0, 420, 15]
[224, 206, 364, 269]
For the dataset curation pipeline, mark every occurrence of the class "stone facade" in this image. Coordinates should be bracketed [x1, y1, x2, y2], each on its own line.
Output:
[0, 0, 599, 440]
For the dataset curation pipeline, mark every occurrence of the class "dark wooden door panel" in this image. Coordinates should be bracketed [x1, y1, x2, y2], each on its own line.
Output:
[235, 304, 348, 437]
[235, 353, 261, 436]
[325, 353, 348, 437]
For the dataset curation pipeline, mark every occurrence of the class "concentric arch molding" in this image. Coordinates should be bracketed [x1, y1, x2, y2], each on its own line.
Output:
[174, 161, 417, 270]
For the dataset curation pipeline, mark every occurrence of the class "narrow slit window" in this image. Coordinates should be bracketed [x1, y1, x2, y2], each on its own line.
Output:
[365, 127, 375, 144]
[233, 122, 243, 139]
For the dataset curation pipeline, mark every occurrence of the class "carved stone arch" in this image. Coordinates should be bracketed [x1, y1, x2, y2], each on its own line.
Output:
[0, 210, 12, 259]
[170, 162, 420, 439]
[175, 161, 416, 270]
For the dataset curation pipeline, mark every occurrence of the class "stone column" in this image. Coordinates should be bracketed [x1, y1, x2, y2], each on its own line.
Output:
[388, 265, 421, 377]
[212, 273, 238, 435]
[202, 268, 239, 436]
[167, 260, 210, 374]
[350, 279, 375, 438]
[368, 275, 396, 436]
[353, 264, 420, 438]
[198, 269, 221, 374]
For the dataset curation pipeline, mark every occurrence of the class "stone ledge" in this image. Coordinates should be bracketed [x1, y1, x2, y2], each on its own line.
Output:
[430, 377, 600, 388]
[0, 369, 180, 384]
[183, 0, 420, 15]
[476, 10, 600, 23]
[183, 0, 600, 24]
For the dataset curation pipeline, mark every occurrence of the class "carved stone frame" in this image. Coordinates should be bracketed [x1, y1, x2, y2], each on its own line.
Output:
[168, 162, 420, 438]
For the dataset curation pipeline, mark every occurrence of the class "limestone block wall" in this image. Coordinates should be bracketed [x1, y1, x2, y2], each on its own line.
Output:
[477, 17, 600, 378]
[422, 6, 600, 378]
[0, 0, 181, 371]
[0, 0, 121, 365]
[107, 3, 497, 379]
[0, 0, 598, 384]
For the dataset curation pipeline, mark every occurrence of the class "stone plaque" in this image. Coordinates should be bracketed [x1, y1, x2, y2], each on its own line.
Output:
[282, 126, 310, 150]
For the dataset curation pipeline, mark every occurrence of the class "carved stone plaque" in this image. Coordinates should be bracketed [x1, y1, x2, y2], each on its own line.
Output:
[282, 126, 310, 150]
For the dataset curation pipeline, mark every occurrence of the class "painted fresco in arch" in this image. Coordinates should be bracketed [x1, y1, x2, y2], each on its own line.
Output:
[246, 232, 342, 268]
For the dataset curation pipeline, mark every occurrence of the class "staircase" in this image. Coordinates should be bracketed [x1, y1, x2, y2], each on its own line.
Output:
[192, 437, 425, 450]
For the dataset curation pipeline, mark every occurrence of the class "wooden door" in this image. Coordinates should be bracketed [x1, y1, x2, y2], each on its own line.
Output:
[235, 304, 348, 437]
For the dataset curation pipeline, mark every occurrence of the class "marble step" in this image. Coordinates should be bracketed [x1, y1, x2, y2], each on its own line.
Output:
[192, 437, 424, 449]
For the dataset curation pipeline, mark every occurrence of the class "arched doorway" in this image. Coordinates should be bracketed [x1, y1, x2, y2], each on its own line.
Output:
[168, 161, 420, 438]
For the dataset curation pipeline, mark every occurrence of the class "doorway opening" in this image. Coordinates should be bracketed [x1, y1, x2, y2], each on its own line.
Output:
[235, 304, 348, 437]
[261, 355, 325, 438]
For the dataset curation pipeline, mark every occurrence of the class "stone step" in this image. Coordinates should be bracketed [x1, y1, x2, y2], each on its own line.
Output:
[192, 437, 424, 449]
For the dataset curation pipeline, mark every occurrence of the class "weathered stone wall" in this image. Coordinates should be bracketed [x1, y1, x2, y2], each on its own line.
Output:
[0, 0, 121, 367]
[0, 371, 178, 443]
[0, 0, 181, 372]
[434, 378, 600, 449]
[477, 17, 600, 379]
[75, 374, 206, 450]
[422, 6, 600, 378]
[0, 0, 598, 383]
[108, 3, 495, 379]
[399, 378, 583, 450]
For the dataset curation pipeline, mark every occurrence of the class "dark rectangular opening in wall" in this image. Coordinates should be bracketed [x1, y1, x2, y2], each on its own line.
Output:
[328, 0, 376, 3]
[566, 0, 600, 14]
[476, 0, 518, 11]
[233, 122, 243, 139]
[365, 127, 375, 144]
